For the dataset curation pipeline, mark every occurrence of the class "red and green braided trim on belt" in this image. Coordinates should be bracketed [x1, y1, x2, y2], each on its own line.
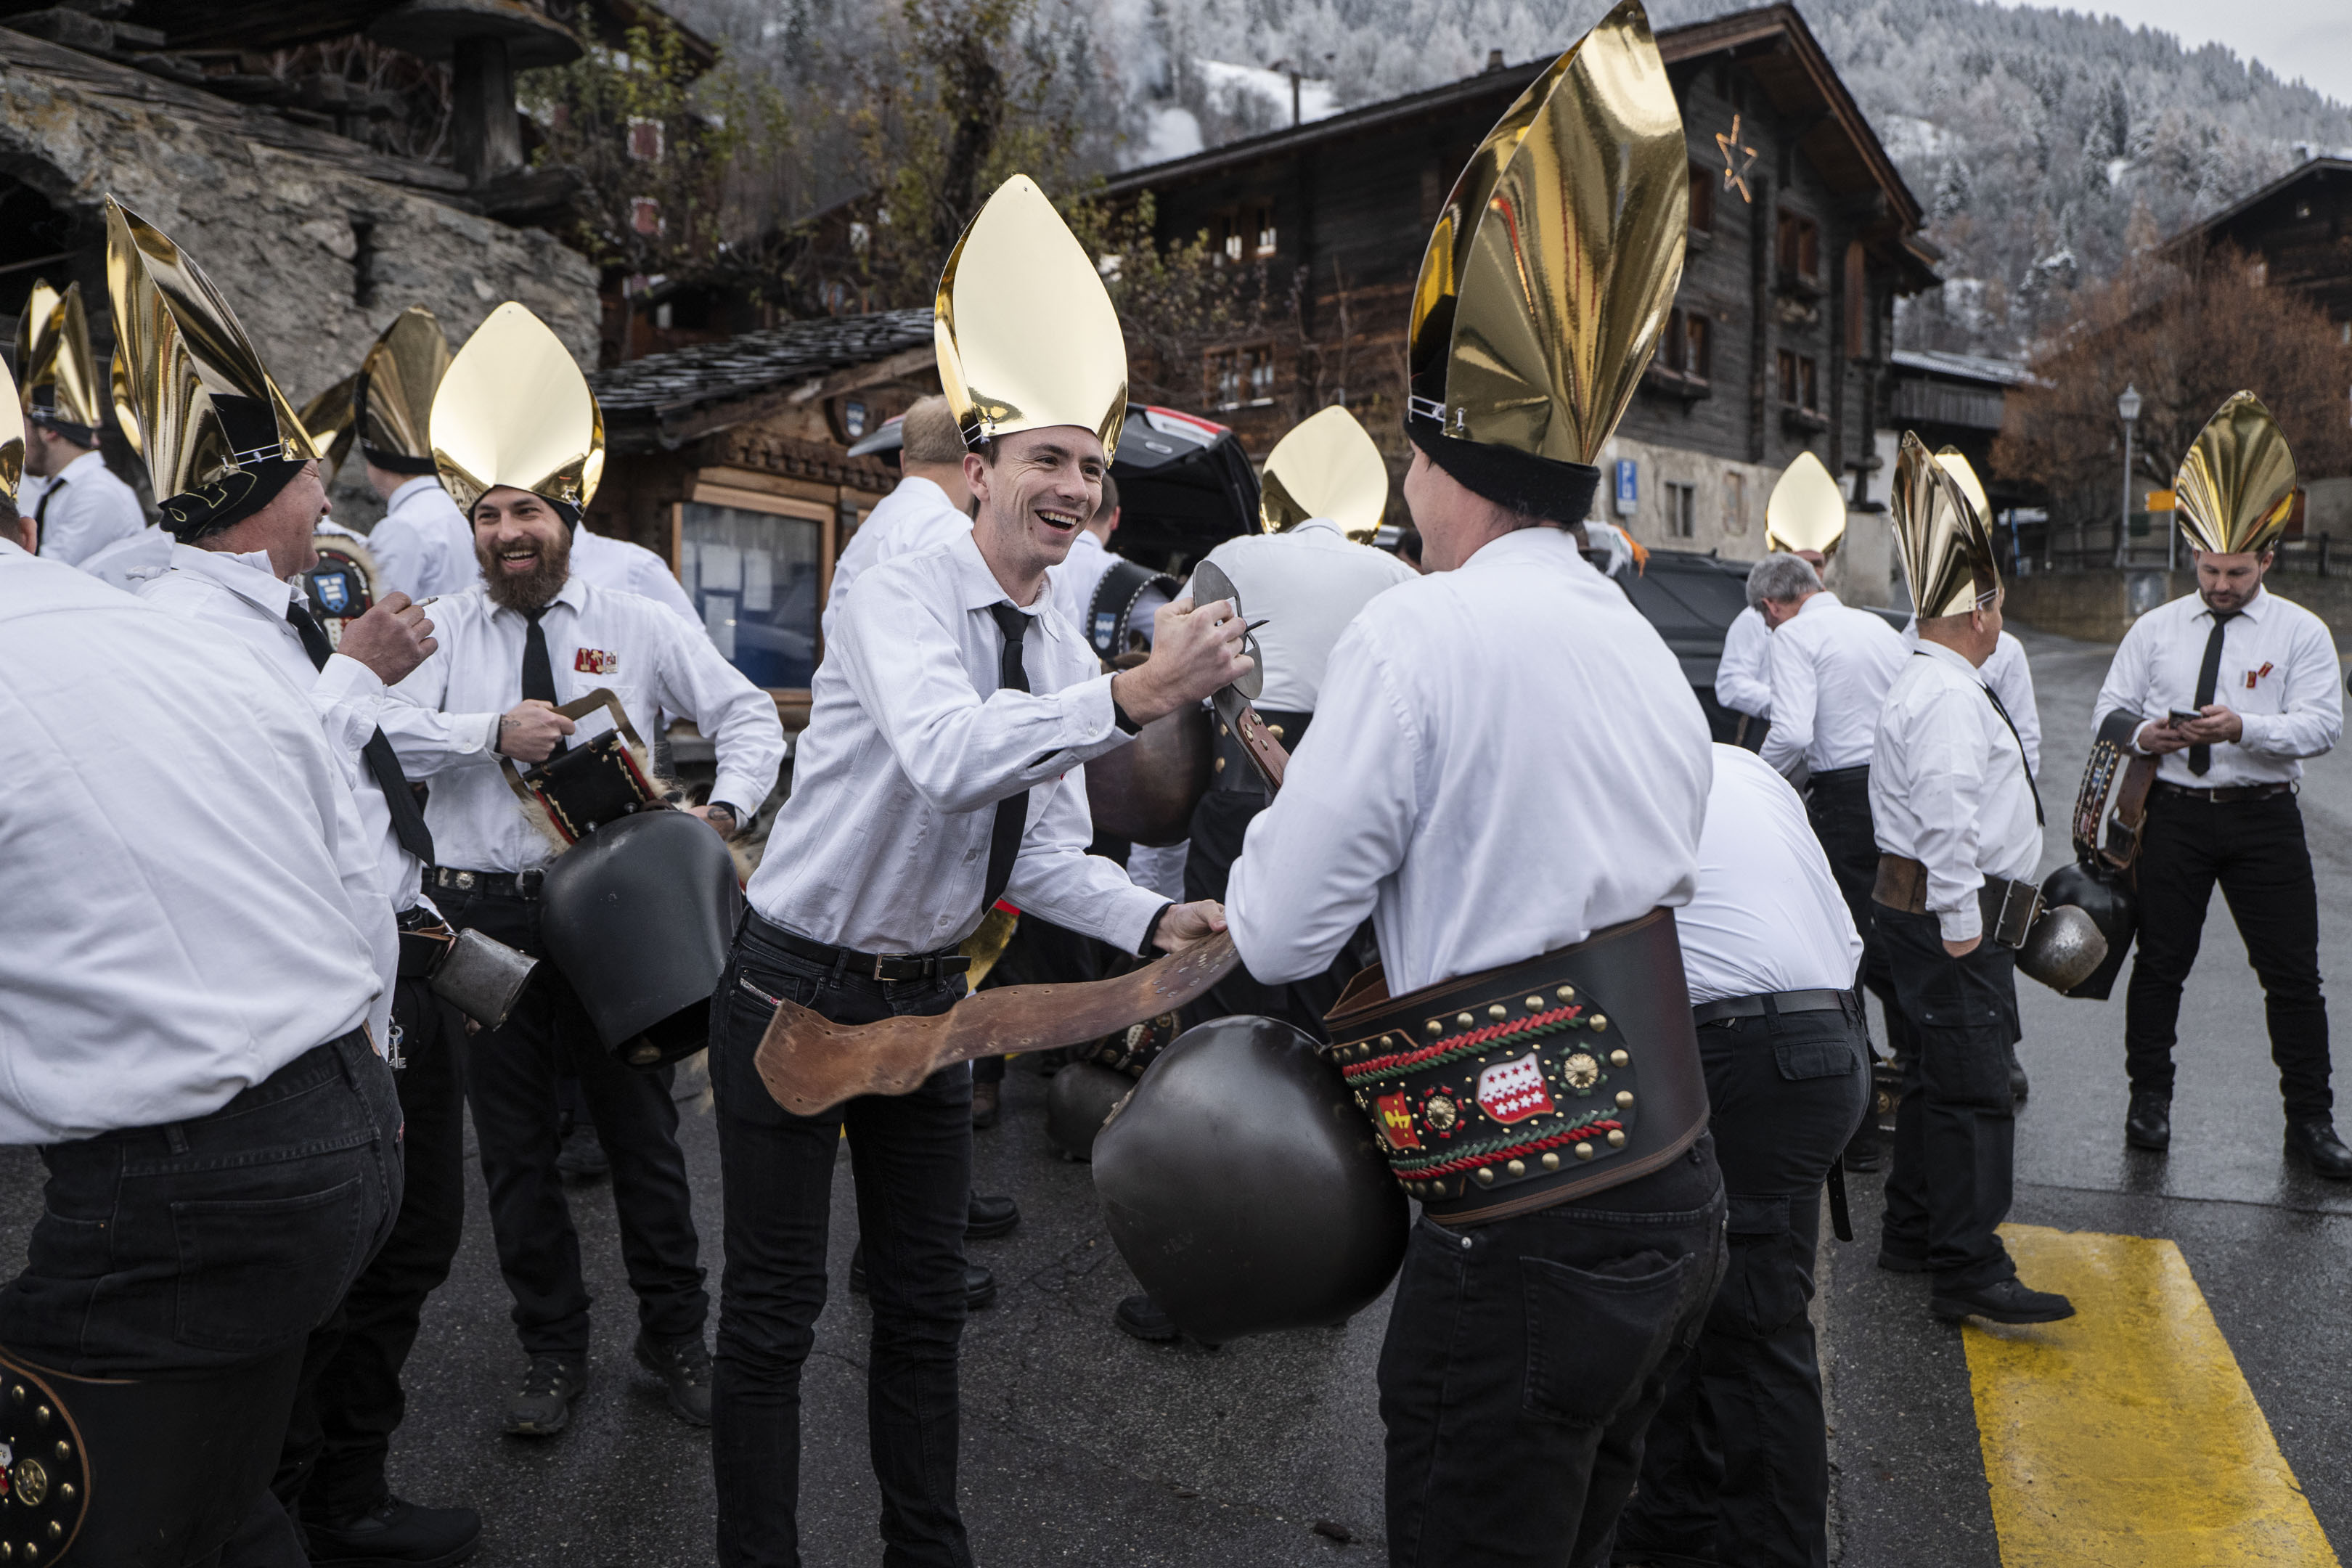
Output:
[1338, 1003, 1593, 1085]
[1385, 1116, 1628, 1178]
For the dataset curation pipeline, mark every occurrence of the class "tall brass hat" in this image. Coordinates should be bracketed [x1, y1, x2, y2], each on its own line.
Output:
[1890, 431, 1999, 619]
[1763, 452, 1847, 558]
[105, 198, 318, 542]
[2173, 391, 2296, 557]
[934, 174, 1127, 457]
[1404, 0, 1686, 525]
[0, 354, 24, 512]
[1259, 404, 1388, 540]
[430, 302, 603, 520]
[300, 372, 361, 487]
[110, 344, 142, 457]
[1934, 446, 1993, 530]
[358, 306, 452, 477]
[15, 279, 104, 442]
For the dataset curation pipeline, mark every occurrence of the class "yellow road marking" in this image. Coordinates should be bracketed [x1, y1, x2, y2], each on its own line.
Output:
[1964, 1223, 2337, 1567]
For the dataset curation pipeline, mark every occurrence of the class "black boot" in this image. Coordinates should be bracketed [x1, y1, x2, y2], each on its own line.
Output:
[634, 1331, 713, 1426]
[1930, 1276, 2075, 1325]
[2125, 1091, 2171, 1151]
[968, 1191, 1021, 1238]
[1114, 1292, 1180, 1342]
[848, 1243, 997, 1307]
[2286, 1119, 2352, 1180]
[303, 1496, 483, 1568]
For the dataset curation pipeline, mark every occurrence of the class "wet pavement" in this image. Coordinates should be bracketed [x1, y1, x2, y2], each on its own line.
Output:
[4, 622, 2346, 1564]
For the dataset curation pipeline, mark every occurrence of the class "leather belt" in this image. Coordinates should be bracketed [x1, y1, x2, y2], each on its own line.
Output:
[1871, 855, 2042, 947]
[1691, 987, 1852, 1027]
[743, 909, 971, 983]
[429, 865, 543, 899]
[1808, 764, 1870, 789]
[1322, 909, 1709, 1226]
[2151, 780, 2294, 804]
[396, 905, 457, 978]
[1212, 707, 1309, 792]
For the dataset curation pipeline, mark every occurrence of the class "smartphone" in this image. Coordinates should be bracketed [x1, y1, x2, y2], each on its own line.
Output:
[2166, 709, 2203, 727]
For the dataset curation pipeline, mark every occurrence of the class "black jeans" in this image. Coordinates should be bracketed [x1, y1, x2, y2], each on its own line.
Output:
[2126, 791, 2333, 1121]
[1877, 906, 2019, 1291]
[1615, 1002, 1870, 1568]
[710, 920, 974, 1568]
[277, 977, 469, 1521]
[442, 884, 707, 1357]
[0, 1032, 401, 1564]
[1803, 772, 1901, 1044]
[1185, 790, 1367, 1038]
[1379, 1138, 1726, 1568]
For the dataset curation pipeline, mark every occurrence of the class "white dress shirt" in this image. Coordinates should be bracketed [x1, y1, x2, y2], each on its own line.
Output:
[366, 475, 476, 601]
[382, 578, 788, 873]
[1903, 623, 2041, 777]
[1185, 517, 1417, 712]
[1049, 527, 1119, 640]
[571, 526, 702, 632]
[1715, 605, 1773, 720]
[0, 543, 389, 1143]
[749, 528, 1164, 955]
[1871, 642, 2043, 942]
[1760, 591, 1908, 777]
[822, 475, 971, 640]
[1226, 526, 1713, 995]
[141, 543, 428, 939]
[73, 523, 173, 592]
[1679, 746, 1863, 1004]
[29, 449, 147, 568]
[2092, 586, 2342, 788]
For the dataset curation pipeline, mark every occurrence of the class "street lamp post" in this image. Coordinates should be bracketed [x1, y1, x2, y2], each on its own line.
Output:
[2115, 383, 2141, 568]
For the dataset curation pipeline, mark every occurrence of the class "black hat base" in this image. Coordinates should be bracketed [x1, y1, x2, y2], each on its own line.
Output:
[1405, 415, 1601, 528]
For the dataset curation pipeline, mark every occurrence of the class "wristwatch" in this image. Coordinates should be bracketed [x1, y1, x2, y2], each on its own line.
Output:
[705, 800, 743, 836]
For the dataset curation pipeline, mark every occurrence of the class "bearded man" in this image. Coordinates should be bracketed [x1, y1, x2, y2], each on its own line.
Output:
[382, 304, 787, 1440]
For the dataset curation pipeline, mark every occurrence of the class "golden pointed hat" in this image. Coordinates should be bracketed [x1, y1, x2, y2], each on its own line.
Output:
[934, 174, 1127, 456]
[0, 354, 24, 511]
[1934, 446, 1993, 532]
[1404, 0, 1686, 523]
[358, 306, 453, 476]
[1890, 431, 1999, 619]
[15, 279, 105, 438]
[430, 302, 603, 518]
[301, 372, 361, 487]
[105, 199, 319, 541]
[2173, 391, 2296, 557]
[1763, 452, 1847, 558]
[110, 344, 142, 457]
[1259, 404, 1389, 540]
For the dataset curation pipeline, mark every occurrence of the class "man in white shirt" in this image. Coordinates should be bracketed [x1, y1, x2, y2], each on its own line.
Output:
[0, 542, 401, 1564]
[1715, 603, 1773, 745]
[368, 465, 476, 600]
[1869, 437, 2067, 1325]
[573, 523, 701, 627]
[706, 175, 1243, 1567]
[2091, 393, 2348, 1176]
[15, 277, 150, 568]
[348, 304, 479, 602]
[1226, 26, 1723, 1556]
[1718, 452, 1850, 750]
[383, 303, 790, 1442]
[1616, 746, 1868, 1568]
[822, 393, 973, 638]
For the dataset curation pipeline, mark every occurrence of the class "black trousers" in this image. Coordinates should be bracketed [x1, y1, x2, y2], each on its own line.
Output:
[1615, 1002, 1870, 1568]
[1185, 790, 1366, 1039]
[711, 920, 974, 1568]
[441, 883, 708, 1357]
[0, 1032, 401, 1566]
[1379, 1138, 1726, 1568]
[2126, 791, 2333, 1121]
[276, 976, 469, 1521]
[1802, 772, 1901, 1042]
[1877, 907, 2019, 1291]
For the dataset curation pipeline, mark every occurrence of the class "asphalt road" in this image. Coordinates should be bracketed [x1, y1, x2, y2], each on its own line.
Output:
[2, 621, 2344, 1564]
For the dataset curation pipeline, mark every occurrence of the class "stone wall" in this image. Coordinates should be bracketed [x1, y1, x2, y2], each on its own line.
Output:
[2005, 566, 2352, 645]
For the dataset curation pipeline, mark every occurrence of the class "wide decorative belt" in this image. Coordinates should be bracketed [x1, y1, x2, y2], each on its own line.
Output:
[1321, 909, 1710, 1225]
[1871, 855, 2041, 947]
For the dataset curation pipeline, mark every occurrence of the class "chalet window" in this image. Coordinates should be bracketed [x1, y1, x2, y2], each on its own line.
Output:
[1214, 212, 1244, 265]
[1777, 351, 1819, 412]
[1254, 203, 1278, 258]
[1723, 471, 1747, 535]
[1776, 212, 1820, 283]
[678, 497, 825, 691]
[1206, 342, 1278, 410]
[1800, 356, 1818, 412]
[1246, 343, 1276, 403]
[1845, 241, 1869, 361]
[1683, 313, 1710, 383]
[1688, 163, 1715, 233]
[1206, 348, 1242, 408]
[1664, 481, 1696, 540]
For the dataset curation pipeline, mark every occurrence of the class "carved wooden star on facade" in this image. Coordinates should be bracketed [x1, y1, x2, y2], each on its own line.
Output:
[1717, 113, 1757, 203]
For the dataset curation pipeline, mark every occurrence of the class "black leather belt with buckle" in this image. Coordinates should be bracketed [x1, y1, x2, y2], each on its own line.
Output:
[429, 865, 544, 899]
[743, 910, 971, 984]
[2151, 780, 2294, 804]
[1690, 987, 1853, 1028]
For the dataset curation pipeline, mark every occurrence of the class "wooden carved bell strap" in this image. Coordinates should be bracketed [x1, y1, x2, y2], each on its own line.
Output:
[1321, 908, 1710, 1226]
[501, 687, 663, 845]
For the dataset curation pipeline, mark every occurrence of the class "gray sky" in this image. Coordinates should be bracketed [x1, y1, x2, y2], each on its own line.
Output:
[2073, 0, 2352, 110]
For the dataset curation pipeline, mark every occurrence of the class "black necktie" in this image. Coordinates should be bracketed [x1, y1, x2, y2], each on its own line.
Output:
[1982, 685, 2044, 825]
[32, 476, 61, 550]
[287, 603, 436, 867]
[522, 606, 566, 756]
[2189, 610, 2239, 777]
[981, 603, 1034, 916]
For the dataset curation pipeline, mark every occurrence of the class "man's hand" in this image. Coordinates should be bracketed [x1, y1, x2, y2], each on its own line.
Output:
[2177, 704, 2244, 745]
[496, 699, 575, 763]
[335, 592, 436, 685]
[1152, 899, 1228, 953]
[1943, 935, 1982, 957]
[1110, 596, 1253, 727]
[2136, 719, 2192, 754]
[689, 802, 739, 839]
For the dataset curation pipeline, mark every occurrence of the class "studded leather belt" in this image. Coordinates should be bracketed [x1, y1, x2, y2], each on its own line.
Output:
[2150, 780, 2294, 804]
[1212, 707, 1309, 793]
[1321, 909, 1710, 1226]
[429, 865, 544, 899]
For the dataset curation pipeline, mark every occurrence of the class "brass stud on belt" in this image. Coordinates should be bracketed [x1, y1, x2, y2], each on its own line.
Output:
[55, 1485, 73, 1504]
[1213, 757, 1227, 773]
[1525, 995, 1544, 1010]
[1541, 1151, 1561, 1171]
[1610, 1049, 1630, 1067]
[1424, 1020, 1444, 1038]
[1575, 1142, 1595, 1160]
[1475, 1167, 1496, 1185]
[9, 1384, 22, 1403]
[1268, 724, 1286, 739]
[1607, 1129, 1627, 1148]
[52, 1440, 67, 1461]
[1588, 1013, 1609, 1032]
[43, 1526, 58, 1545]
[1455, 1011, 1474, 1029]
[1506, 1159, 1525, 1177]
[1617, 1090, 1635, 1108]
[1487, 1003, 1507, 1021]
[1380, 1034, 1395, 1050]
[1220, 723, 1231, 737]
[1556, 984, 1577, 1002]
[34, 1404, 49, 1426]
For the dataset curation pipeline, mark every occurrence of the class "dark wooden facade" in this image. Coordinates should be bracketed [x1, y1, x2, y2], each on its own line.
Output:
[1103, 4, 1938, 513]
[2160, 157, 2352, 332]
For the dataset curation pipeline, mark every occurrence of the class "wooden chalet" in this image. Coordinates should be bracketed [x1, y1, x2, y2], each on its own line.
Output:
[2160, 157, 2352, 334]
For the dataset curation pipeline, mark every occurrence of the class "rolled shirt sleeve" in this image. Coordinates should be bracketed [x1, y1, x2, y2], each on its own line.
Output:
[2236, 615, 2343, 761]
[1002, 762, 1168, 953]
[2093, 615, 2156, 750]
[648, 611, 788, 813]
